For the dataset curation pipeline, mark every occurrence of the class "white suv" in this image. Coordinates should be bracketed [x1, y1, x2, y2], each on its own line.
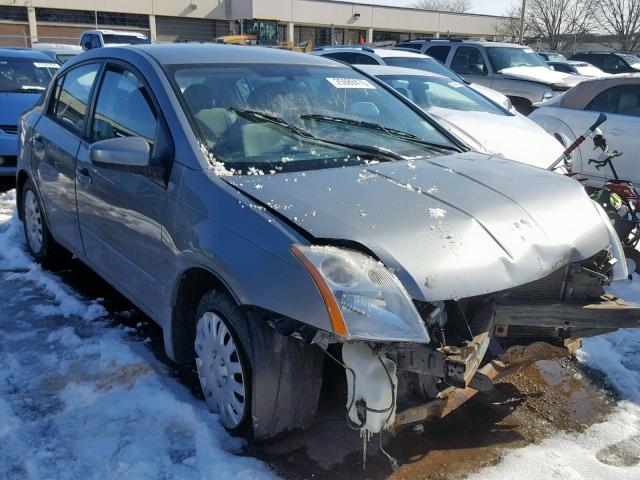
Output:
[312, 46, 515, 113]
[80, 29, 150, 50]
[395, 39, 586, 113]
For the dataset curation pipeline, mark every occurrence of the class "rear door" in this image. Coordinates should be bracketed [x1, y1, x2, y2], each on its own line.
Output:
[32, 61, 102, 254]
[75, 61, 173, 315]
[582, 85, 640, 185]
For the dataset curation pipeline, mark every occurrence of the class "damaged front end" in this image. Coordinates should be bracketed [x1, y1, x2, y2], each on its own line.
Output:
[330, 250, 639, 447]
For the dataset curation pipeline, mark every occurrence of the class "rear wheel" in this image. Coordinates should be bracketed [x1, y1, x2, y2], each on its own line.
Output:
[194, 290, 324, 440]
[20, 179, 68, 267]
[623, 247, 640, 276]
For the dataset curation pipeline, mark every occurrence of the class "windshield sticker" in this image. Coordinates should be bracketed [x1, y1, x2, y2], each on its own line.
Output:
[34, 62, 60, 69]
[448, 81, 464, 88]
[327, 78, 376, 89]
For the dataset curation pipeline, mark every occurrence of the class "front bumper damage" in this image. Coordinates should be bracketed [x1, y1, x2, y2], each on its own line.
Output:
[340, 258, 640, 435]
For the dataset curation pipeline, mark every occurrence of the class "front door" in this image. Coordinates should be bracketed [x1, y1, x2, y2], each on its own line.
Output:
[449, 46, 492, 88]
[32, 62, 102, 254]
[75, 62, 171, 315]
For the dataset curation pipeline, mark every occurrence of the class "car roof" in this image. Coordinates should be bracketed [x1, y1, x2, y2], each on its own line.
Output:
[0, 48, 58, 60]
[314, 46, 430, 59]
[84, 29, 147, 37]
[559, 73, 640, 109]
[373, 48, 428, 58]
[32, 43, 83, 53]
[400, 39, 526, 49]
[356, 64, 447, 79]
[87, 43, 343, 67]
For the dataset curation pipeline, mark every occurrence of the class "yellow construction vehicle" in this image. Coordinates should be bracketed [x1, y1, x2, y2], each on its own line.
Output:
[215, 18, 313, 53]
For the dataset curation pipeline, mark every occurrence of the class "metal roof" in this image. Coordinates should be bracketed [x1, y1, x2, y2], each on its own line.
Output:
[0, 48, 59, 60]
[131, 43, 341, 66]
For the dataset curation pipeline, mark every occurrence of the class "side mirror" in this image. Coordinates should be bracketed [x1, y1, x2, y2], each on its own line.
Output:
[90, 136, 150, 170]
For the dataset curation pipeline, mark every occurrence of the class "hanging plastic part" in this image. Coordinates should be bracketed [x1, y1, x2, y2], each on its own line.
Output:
[379, 433, 399, 472]
[342, 342, 398, 470]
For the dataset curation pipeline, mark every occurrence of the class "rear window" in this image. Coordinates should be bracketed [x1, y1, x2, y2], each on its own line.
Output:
[396, 43, 422, 52]
[0, 57, 58, 93]
[383, 56, 461, 82]
[102, 34, 149, 45]
[426, 45, 451, 63]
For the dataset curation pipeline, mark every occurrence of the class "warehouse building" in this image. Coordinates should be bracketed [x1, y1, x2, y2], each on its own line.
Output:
[0, 0, 509, 47]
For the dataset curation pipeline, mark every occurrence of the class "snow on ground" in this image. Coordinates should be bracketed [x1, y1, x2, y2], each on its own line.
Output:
[0, 188, 277, 479]
[469, 277, 640, 480]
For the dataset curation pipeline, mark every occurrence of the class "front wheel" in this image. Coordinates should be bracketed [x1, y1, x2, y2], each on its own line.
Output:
[623, 247, 640, 277]
[194, 290, 324, 440]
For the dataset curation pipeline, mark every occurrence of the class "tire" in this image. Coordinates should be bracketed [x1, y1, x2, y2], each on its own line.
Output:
[194, 290, 324, 440]
[623, 247, 640, 276]
[20, 179, 69, 268]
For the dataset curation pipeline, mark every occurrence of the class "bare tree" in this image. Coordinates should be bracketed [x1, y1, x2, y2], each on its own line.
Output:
[526, 0, 597, 51]
[596, 0, 640, 52]
[496, 4, 536, 43]
[412, 0, 472, 13]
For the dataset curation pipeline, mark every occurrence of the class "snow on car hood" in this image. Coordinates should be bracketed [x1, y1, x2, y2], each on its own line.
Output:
[427, 107, 565, 169]
[500, 66, 586, 87]
[229, 152, 610, 302]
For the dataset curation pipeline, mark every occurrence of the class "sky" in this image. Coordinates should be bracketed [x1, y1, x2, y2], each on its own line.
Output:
[336, 0, 516, 16]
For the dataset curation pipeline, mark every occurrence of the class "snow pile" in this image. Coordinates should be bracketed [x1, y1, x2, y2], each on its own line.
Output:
[468, 277, 640, 480]
[0, 190, 277, 480]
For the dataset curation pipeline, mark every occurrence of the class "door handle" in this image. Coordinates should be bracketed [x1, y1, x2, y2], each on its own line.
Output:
[76, 166, 92, 185]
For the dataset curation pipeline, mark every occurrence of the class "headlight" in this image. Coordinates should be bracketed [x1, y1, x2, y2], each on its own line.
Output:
[291, 245, 429, 343]
[542, 90, 561, 101]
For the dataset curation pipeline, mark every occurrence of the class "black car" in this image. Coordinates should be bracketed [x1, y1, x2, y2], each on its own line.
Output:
[569, 52, 640, 74]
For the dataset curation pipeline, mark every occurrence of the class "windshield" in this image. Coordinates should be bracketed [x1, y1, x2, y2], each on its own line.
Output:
[486, 47, 549, 71]
[0, 57, 58, 92]
[378, 74, 506, 115]
[102, 34, 149, 45]
[619, 54, 640, 66]
[169, 64, 456, 174]
[382, 56, 462, 82]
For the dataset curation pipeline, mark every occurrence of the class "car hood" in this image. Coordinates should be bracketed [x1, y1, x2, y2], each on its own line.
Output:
[228, 152, 610, 302]
[0, 92, 43, 127]
[427, 108, 565, 169]
[500, 66, 587, 87]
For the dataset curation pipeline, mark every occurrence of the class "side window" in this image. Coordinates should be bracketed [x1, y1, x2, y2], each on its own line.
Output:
[450, 46, 488, 75]
[323, 52, 359, 64]
[91, 65, 158, 143]
[604, 55, 627, 71]
[586, 87, 619, 114]
[52, 62, 100, 133]
[426, 45, 451, 64]
[615, 86, 640, 117]
[583, 55, 602, 67]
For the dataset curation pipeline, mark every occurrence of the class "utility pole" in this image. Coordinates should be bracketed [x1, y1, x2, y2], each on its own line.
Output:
[519, 0, 526, 45]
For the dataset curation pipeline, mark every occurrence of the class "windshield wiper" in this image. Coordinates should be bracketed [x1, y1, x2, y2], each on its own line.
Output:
[300, 114, 455, 152]
[229, 108, 400, 162]
[230, 107, 314, 139]
[0, 86, 45, 93]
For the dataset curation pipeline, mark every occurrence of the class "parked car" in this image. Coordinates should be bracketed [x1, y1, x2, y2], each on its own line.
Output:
[530, 73, 640, 187]
[537, 51, 567, 62]
[394, 39, 587, 114]
[569, 52, 640, 75]
[80, 29, 150, 50]
[0, 48, 59, 178]
[357, 65, 564, 168]
[313, 46, 515, 112]
[548, 60, 608, 77]
[32, 43, 83, 64]
[17, 44, 636, 444]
